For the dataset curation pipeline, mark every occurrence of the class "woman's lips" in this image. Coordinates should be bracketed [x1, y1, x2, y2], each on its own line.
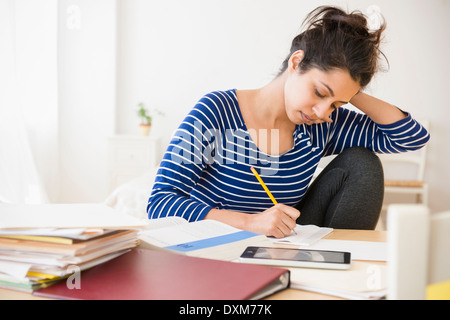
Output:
[301, 112, 312, 123]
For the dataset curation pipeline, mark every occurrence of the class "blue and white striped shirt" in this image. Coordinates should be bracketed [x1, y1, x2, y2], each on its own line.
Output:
[147, 89, 430, 222]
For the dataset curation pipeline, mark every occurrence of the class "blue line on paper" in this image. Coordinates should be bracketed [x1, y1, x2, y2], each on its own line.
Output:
[164, 231, 257, 252]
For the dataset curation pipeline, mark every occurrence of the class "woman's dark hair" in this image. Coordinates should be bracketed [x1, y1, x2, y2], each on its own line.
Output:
[279, 6, 388, 88]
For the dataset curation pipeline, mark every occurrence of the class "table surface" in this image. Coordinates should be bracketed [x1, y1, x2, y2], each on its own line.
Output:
[0, 229, 386, 300]
[267, 229, 387, 300]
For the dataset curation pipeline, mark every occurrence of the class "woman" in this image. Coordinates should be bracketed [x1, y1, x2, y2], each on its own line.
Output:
[147, 6, 430, 238]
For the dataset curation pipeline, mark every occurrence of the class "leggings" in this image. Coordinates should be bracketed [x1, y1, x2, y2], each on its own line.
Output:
[295, 147, 384, 230]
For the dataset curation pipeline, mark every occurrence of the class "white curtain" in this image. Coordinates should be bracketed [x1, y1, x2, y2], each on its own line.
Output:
[0, 0, 57, 204]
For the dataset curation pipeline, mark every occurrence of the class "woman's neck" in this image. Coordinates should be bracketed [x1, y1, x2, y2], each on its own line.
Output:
[236, 73, 296, 156]
[250, 73, 292, 129]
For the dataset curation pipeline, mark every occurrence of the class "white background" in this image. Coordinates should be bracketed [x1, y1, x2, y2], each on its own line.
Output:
[5, 0, 449, 214]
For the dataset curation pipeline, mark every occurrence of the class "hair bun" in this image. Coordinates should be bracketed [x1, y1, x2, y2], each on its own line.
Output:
[278, 5, 388, 88]
[309, 6, 371, 39]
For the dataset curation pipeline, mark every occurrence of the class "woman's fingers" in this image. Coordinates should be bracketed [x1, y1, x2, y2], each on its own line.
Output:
[265, 204, 300, 238]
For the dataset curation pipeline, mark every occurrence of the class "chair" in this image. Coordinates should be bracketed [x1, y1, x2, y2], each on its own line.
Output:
[387, 204, 450, 299]
[379, 120, 430, 206]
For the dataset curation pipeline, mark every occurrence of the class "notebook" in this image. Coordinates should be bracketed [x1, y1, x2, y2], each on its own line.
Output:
[34, 249, 290, 300]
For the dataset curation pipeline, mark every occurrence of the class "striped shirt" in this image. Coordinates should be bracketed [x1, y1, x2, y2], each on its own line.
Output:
[147, 89, 430, 222]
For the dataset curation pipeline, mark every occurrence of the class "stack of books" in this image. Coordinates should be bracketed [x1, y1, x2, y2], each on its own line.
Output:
[0, 203, 147, 292]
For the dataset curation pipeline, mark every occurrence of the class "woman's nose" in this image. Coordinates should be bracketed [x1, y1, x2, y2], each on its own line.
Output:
[312, 103, 332, 121]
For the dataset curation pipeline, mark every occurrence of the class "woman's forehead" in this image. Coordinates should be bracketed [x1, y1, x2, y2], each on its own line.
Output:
[306, 67, 360, 100]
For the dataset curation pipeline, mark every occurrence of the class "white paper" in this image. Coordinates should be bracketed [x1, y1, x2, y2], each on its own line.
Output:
[0, 228, 83, 236]
[140, 219, 241, 247]
[0, 227, 109, 240]
[302, 239, 388, 261]
[143, 216, 188, 230]
[0, 203, 147, 229]
[272, 225, 333, 246]
[289, 261, 387, 300]
[0, 260, 31, 279]
[0, 251, 67, 267]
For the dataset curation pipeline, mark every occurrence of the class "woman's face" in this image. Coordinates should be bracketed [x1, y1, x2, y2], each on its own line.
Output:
[284, 52, 361, 125]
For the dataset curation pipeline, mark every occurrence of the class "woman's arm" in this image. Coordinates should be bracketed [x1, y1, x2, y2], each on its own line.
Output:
[325, 93, 430, 155]
[147, 95, 219, 222]
[205, 204, 300, 239]
[349, 92, 406, 124]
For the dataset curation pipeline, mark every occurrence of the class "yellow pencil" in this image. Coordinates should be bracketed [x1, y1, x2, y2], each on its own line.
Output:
[250, 166, 297, 235]
[250, 166, 277, 205]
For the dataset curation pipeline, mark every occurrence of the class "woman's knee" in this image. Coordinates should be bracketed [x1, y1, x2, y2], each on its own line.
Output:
[326, 147, 384, 229]
[328, 147, 384, 202]
[340, 146, 381, 164]
[336, 147, 383, 178]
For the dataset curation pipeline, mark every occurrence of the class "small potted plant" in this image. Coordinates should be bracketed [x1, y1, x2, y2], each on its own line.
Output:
[136, 102, 153, 136]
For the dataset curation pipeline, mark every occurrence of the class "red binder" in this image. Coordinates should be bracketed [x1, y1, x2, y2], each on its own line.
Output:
[34, 249, 289, 300]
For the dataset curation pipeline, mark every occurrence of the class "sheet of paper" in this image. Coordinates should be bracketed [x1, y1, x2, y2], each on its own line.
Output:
[271, 225, 333, 246]
[0, 228, 86, 237]
[143, 216, 188, 230]
[0, 251, 67, 267]
[289, 261, 387, 299]
[302, 239, 388, 261]
[140, 219, 244, 247]
[0, 260, 31, 279]
[0, 203, 147, 229]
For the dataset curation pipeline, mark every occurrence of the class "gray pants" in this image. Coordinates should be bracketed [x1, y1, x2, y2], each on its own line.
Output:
[295, 147, 384, 230]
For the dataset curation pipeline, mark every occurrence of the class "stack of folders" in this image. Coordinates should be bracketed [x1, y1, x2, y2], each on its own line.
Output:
[0, 203, 147, 293]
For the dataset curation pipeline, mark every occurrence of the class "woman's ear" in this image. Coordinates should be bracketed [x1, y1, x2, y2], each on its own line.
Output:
[288, 50, 305, 74]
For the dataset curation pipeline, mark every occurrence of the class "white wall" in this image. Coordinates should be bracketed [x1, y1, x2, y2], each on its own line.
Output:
[1, 0, 58, 203]
[53, 0, 450, 213]
[116, 0, 294, 137]
[362, 1, 450, 214]
[57, 0, 116, 202]
[114, 0, 450, 213]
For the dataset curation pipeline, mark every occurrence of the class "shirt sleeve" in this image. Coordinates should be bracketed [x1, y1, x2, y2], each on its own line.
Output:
[324, 107, 430, 155]
[147, 94, 221, 222]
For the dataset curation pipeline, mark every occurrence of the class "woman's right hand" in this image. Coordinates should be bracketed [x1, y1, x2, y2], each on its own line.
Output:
[244, 204, 300, 239]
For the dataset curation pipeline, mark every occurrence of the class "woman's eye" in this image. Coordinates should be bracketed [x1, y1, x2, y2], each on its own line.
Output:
[315, 88, 337, 110]
[314, 89, 325, 98]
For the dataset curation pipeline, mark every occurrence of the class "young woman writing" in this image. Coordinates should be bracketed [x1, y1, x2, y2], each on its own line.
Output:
[147, 6, 430, 238]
